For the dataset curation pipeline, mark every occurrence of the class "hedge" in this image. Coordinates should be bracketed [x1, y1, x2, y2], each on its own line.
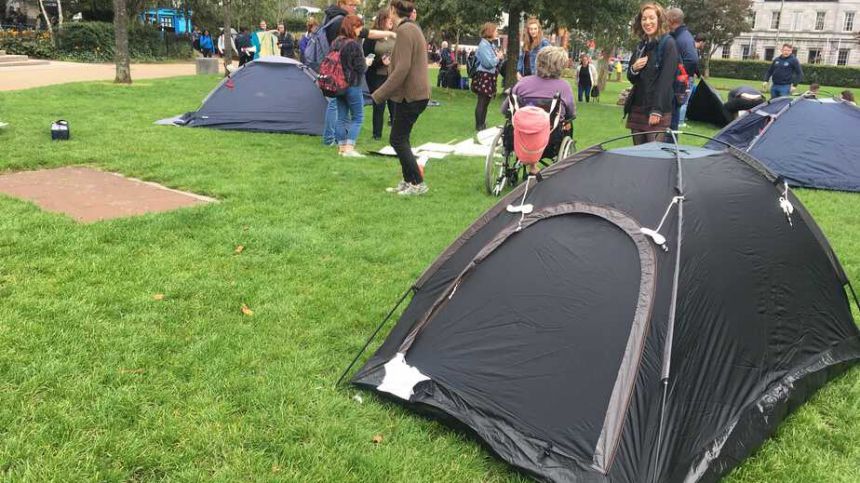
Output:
[55, 22, 194, 62]
[708, 59, 860, 88]
[0, 22, 193, 62]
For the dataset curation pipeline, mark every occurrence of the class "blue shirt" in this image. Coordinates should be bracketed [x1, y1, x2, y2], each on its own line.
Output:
[516, 38, 550, 75]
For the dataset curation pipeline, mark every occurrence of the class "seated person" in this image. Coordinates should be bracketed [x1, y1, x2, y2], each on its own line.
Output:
[724, 86, 765, 118]
[841, 90, 856, 106]
[501, 47, 576, 175]
[502, 46, 576, 123]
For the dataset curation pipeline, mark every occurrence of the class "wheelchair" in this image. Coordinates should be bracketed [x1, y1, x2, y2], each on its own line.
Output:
[484, 90, 575, 196]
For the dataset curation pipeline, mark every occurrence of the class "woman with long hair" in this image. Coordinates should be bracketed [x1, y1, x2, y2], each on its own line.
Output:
[575, 54, 597, 103]
[364, 9, 397, 140]
[298, 16, 319, 64]
[516, 17, 550, 80]
[370, 0, 432, 195]
[332, 14, 368, 157]
[624, 2, 679, 145]
[472, 22, 503, 131]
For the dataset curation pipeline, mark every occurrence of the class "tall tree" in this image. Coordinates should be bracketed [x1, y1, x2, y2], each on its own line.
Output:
[36, 0, 54, 37]
[113, 0, 131, 83]
[674, 0, 752, 77]
[223, 0, 233, 70]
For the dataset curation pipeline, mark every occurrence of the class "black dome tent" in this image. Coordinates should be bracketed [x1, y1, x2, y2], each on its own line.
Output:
[345, 138, 860, 482]
[686, 78, 733, 127]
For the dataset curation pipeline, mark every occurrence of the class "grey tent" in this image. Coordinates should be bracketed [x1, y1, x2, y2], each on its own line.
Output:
[167, 56, 327, 135]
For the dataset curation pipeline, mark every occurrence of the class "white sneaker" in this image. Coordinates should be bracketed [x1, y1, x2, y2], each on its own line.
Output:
[340, 150, 366, 158]
[386, 181, 409, 193]
[398, 182, 429, 196]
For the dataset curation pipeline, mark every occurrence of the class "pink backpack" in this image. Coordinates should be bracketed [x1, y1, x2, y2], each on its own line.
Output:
[512, 106, 551, 164]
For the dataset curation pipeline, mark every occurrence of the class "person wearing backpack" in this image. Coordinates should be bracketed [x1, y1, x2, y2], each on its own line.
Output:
[298, 17, 318, 64]
[624, 3, 679, 145]
[371, 0, 431, 196]
[472, 23, 503, 132]
[666, 8, 698, 130]
[328, 15, 369, 157]
[311, 0, 396, 146]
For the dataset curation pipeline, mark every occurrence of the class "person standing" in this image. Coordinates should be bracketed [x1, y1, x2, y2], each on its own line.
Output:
[298, 17, 319, 64]
[320, 0, 397, 146]
[763, 44, 803, 99]
[437, 41, 454, 87]
[251, 20, 279, 59]
[516, 17, 550, 80]
[236, 28, 254, 66]
[364, 9, 396, 140]
[625, 3, 679, 145]
[575, 54, 597, 103]
[371, 0, 431, 196]
[218, 28, 237, 59]
[199, 30, 214, 58]
[332, 15, 368, 157]
[665, 7, 698, 130]
[472, 22, 503, 132]
[277, 22, 296, 58]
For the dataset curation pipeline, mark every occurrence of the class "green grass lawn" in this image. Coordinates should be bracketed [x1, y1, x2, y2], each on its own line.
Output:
[0, 72, 858, 482]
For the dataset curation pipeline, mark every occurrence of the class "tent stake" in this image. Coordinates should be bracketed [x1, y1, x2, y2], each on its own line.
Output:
[335, 286, 416, 388]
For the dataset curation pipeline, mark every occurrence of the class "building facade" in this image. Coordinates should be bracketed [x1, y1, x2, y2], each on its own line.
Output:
[719, 0, 860, 67]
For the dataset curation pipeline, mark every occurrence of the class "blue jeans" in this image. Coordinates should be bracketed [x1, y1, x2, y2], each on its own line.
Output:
[671, 78, 693, 130]
[770, 84, 791, 100]
[335, 87, 364, 146]
[323, 97, 338, 145]
[577, 83, 592, 103]
[678, 80, 697, 127]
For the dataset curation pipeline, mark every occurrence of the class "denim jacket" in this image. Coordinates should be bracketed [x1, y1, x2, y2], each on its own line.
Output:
[516, 38, 550, 75]
[476, 38, 499, 74]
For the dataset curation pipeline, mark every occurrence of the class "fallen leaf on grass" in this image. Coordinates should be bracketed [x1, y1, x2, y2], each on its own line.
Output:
[241, 304, 254, 316]
[353, 394, 364, 404]
[372, 434, 384, 444]
[271, 465, 281, 473]
[234, 244, 245, 254]
[152, 293, 165, 301]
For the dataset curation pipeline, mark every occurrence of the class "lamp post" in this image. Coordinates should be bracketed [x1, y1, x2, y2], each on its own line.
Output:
[775, 0, 785, 46]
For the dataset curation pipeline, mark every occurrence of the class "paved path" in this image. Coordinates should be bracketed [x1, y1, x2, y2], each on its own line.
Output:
[0, 61, 222, 91]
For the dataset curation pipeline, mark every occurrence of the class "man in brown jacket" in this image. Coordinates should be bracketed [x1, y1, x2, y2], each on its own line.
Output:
[372, 0, 431, 196]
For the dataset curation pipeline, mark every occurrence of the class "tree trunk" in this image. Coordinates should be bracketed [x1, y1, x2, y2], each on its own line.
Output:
[57, 0, 64, 25]
[504, 9, 520, 89]
[37, 0, 54, 38]
[597, 48, 613, 92]
[223, 0, 233, 69]
[113, 0, 132, 84]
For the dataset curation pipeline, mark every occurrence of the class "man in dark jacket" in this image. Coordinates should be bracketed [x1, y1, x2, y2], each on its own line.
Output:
[277, 23, 295, 58]
[437, 41, 454, 87]
[666, 8, 698, 130]
[763, 44, 803, 99]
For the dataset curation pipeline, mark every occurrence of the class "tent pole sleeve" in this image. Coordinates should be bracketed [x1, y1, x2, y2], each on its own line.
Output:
[335, 286, 416, 387]
[652, 130, 686, 481]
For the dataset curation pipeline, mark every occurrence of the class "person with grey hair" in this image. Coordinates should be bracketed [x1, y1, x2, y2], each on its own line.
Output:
[666, 7, 698, 129]
[438, 40, 454, 87]
[502, 46, 575, 122]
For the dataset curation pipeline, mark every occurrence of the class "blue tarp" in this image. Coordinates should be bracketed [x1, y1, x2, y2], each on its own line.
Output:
[707, 97, 860, 192]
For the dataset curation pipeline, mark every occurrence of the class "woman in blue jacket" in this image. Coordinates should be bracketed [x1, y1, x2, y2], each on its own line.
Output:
[471, 22, 503, 131]
[516, 17, 550, 80]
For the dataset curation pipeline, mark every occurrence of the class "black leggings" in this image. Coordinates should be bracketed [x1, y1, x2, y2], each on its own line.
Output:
[391, 100, 429, 184]
[475, 94, 492, 130]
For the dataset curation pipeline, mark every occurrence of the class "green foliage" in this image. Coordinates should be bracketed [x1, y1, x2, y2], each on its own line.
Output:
[0, 30, 58, 59]
[709, 59, 860, 88]
[54, 21, 193, 62]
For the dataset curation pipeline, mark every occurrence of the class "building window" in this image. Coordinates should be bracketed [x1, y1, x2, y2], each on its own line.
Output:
[722, 45, 731, 59]
[815, 12, 825, 31]
[742, 44, 752, 60]
[792, 12, 801, 31]
[837, 49, 849, 66]
[764, 48, 775, 61]
[749, 13, 756, 29]
[771, 11, 781, 30]
[807, 49, 821, 64]
[159, 16, 174, 28]
[845, 12, 855, 32]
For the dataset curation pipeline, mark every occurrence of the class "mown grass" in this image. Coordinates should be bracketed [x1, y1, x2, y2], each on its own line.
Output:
[0, 71, 857, 482]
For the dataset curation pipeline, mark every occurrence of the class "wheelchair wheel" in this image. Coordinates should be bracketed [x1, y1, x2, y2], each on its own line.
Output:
[557, 136, 575, 163]
[484, 129, 516, 196]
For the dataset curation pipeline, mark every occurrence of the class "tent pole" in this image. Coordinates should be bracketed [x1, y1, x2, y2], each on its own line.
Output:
[652, 130, 686, 482]
[335, 286, 416, 387]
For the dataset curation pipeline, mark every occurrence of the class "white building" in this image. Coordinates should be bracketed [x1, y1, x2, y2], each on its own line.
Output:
[719, 0, 859, 66]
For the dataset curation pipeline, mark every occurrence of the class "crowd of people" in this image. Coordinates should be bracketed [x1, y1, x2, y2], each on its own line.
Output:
[196, 0, 854, 196]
